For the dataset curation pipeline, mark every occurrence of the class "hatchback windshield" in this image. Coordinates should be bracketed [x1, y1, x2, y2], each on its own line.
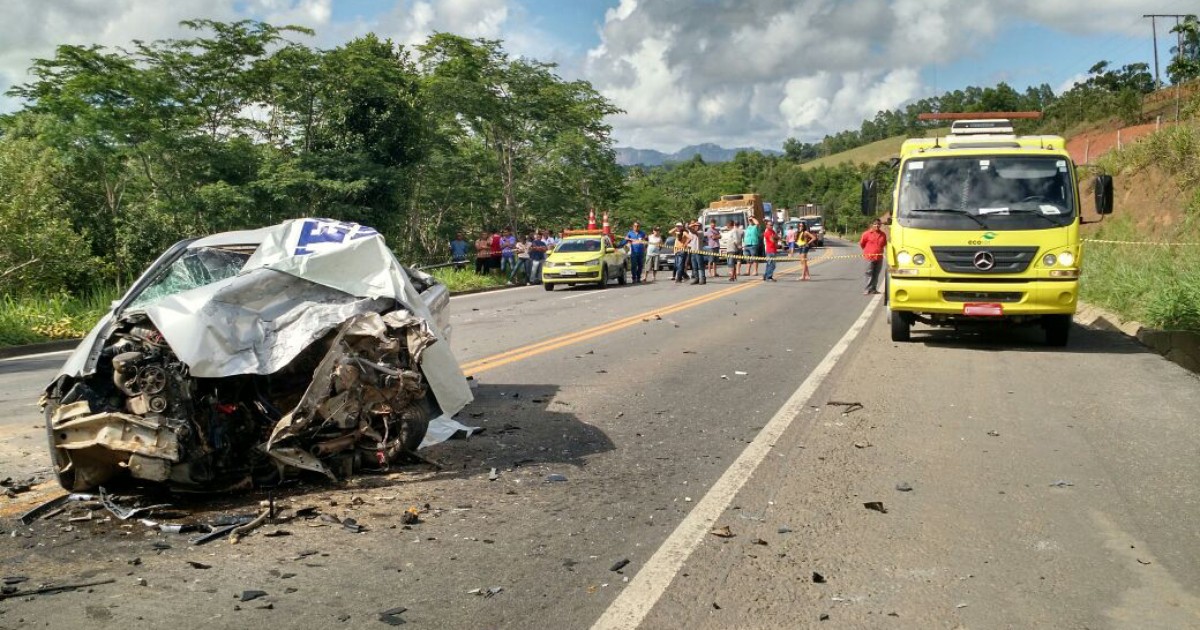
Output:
[555, 239, 602, 253]
[897, 156, 1075, 230]
[127, 247, 251, 309]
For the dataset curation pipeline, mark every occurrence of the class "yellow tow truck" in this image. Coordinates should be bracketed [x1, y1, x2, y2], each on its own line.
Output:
[861, 112, 1114, 346]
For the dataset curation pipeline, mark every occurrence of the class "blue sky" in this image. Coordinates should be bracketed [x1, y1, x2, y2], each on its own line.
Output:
[0, 1, 1189, 150]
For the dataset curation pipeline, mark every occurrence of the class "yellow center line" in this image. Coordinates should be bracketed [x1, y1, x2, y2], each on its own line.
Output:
[459, 254, 835, 376]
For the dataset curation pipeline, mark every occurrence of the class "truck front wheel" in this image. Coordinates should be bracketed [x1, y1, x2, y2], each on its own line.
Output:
[890, 309, 911, 342]
[1044, 315, 1071, 347]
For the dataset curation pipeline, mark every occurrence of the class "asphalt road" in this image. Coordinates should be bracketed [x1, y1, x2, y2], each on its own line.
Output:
[1, 239, 1198, 629]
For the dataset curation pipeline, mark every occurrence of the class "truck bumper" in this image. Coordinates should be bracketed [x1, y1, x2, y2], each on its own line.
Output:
[889, 276, 1078, 317]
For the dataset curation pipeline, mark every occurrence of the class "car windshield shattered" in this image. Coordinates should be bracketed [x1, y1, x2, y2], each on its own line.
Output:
[127, 247, 251, 310]
[897, 156, 1076, 231]
[555, 239, 602, 253]
[42, 219, 473, 493]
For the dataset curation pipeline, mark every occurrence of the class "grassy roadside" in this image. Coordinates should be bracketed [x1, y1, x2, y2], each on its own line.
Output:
[0, 267, 512, 348]
[1085, 121, 1200, 333]
[1081, 217, 1200, 332]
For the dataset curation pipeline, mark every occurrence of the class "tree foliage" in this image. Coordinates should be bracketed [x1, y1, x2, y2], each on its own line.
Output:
[0, 20, 622, 295]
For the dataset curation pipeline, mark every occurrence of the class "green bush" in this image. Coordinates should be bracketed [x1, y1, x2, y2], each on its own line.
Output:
[429, 267, 510, 293]
[0, 289, 118, 346]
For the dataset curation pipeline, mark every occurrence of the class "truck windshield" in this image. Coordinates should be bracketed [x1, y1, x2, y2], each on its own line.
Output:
[897, 156, 1075, 230]
[704, 211, 747, 227]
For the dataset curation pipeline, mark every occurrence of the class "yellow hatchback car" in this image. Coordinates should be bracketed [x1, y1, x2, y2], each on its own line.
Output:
[542, 231, 629, 291]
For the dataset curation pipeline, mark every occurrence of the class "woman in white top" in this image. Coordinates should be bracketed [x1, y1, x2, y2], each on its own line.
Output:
[644, 227, 664, 282]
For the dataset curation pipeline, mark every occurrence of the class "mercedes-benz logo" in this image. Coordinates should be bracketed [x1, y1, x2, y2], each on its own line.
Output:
[973, 251, 995, 270]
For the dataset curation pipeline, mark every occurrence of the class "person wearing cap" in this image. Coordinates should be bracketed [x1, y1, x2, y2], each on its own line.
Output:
[689, 221, 707, 285]
[672, 222, 691, 283]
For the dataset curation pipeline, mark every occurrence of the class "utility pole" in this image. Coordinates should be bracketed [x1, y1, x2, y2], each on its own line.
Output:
[1146, 14, 1161, 88]
[1144, 13, 1191, 89]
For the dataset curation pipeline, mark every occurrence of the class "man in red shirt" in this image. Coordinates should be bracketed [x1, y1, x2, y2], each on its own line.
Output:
[859, 218, 888, 295]
[762, 222, 779, 281]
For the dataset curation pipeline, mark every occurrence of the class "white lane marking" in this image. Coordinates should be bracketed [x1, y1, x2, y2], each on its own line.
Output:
[449, 285, 537, 300]
[559, 291, 598, 301]
[0, 349, 74, 362]
[591, 295, 882, 630]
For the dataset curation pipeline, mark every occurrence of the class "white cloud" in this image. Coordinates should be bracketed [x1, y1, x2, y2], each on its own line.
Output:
[584, 0, 1160, 150]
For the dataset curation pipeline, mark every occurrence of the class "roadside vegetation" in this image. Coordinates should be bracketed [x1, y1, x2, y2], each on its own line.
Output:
[1088, 121, 1200, 332]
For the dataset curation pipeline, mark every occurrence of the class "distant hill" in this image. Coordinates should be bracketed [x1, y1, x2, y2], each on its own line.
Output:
[800, 127, 950, 170]
[616, 143, 782, 166]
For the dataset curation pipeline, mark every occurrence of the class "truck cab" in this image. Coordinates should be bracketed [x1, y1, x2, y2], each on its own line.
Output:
[862, 113, 1114, 346]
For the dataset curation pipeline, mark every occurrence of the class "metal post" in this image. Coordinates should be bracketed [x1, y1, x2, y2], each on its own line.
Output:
[1085, 138, 1090, 164]
[1146, 15, 1161, 88]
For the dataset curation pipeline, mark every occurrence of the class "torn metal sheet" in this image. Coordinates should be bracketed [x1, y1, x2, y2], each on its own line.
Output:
[42, 219, 473, 492]
[420, 415, 481, 450]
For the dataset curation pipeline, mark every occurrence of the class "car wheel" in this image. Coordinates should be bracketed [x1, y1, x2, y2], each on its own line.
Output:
[397, 399, 432, 454]
[617, 262, 628, 285]
[1044, 314, 1071, 347]
[890, 309, 911, 342]
[598, 265, 608, 289]
[544, 282, 554, 291]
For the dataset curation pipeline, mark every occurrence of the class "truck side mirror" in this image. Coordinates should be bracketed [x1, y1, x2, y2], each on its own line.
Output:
[1094, 175, 1114, 215]
[861, 180, 877, 216]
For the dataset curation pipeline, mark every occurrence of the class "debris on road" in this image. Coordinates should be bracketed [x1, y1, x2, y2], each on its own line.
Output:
[987, 430, 1000, 437]
[827, 401, 864, 415]
[378, 607, 408, 625]
[240, 590, 268, 602]
[734, 371, 748, 376]
[488, 468, 499, 481]
[777, 526, 793, 534]
[17, 492, 99, 525]
[609, 559, 630, 572]
[863, 501, 888, 513]
[812, 572, 827, 583]
[0, 578, 117, 602]
[545, 474, 568, 483]
[1049, 480, 1074, 488]
[750, 538, 768, 546]
[187, 561, 212, 570]
[852, 441, 872, 449]
[895, 482, 913, 492]
[401, 506, 421, 525]
[710, 525, 735, 538]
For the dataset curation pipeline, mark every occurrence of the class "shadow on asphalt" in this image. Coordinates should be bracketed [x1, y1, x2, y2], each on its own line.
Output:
[913, 323, 1151, 355]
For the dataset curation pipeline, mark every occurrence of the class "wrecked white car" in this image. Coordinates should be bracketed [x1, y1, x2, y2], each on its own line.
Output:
[42, 219, 473, 492]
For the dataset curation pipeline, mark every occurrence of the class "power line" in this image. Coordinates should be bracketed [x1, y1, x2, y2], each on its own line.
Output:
[1143, 13, 1192, 87]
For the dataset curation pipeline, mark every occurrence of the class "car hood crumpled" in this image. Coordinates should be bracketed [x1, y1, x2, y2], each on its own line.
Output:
[56, 219, 472, 438]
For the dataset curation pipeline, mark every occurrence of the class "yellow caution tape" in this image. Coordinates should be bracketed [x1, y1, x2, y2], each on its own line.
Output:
[1083, 238, 1200, 246]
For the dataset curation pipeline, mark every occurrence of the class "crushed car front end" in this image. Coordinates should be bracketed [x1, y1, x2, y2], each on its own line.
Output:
[42, 219, 473, 492]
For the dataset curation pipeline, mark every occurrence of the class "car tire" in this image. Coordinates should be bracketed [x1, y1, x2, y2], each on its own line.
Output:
[544, 282, 554, 291]
[1044, 314, 1071, 347]
[598, 265, 608, 289]
[890, 309, 911, 342]
[617, 262, 628, 285]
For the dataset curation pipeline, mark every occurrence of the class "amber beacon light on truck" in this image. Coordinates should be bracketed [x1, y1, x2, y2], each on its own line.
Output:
[860, 111, 1114, 346]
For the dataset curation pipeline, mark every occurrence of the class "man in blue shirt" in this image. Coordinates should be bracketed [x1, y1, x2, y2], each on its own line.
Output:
[449, 232, 469, 270]
[626, 221, 647, 285]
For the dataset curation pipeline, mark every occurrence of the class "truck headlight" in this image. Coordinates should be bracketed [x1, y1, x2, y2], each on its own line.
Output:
[897, 251, 912, 265]
[1042, 253, 1057, 266]
[1058, 251, 1075, 266]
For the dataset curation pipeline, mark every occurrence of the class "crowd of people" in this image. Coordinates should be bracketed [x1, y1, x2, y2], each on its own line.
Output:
[447, 217, 889, 292]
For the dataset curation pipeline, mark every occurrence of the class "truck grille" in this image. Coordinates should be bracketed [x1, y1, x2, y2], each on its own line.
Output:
[942, 291, 1024, 303]
[931, 246, 1038, 274]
